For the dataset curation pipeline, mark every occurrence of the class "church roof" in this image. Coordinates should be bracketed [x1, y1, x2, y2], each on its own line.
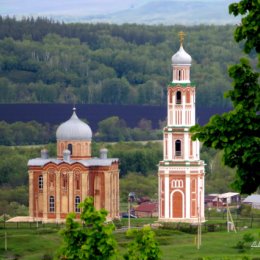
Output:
[28, 157, 118, 167]
[56, 108, 92, 141]
[171, 44, 192, 65]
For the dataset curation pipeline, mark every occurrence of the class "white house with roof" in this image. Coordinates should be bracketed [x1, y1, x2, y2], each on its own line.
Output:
[243, 195, 260, 209]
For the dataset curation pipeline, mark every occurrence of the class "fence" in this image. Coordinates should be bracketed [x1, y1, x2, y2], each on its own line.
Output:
[1, 213, 260, 231]
[0, 221, 65, 230]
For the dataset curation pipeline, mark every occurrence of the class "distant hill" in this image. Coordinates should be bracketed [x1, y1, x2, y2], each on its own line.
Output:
[85, 0, 238, 25]
[1, 0, 238, 25]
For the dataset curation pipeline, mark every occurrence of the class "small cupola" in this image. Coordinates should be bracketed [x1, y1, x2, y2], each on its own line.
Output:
[63, 149, 71, 162]
[171, 45, 192, 66]
[171, 32, 192, 83]
[100, 148, 108, 159]
[41, 149, 48, 159]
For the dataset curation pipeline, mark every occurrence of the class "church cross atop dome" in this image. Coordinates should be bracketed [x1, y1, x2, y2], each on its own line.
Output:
[178, 31, 186, 45]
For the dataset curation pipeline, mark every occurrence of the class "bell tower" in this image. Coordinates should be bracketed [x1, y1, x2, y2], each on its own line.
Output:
[158, 32, 205, 223]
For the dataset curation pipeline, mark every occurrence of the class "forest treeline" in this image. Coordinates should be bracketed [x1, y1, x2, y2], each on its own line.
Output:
[0, 16, 256, 108]
[0, 116, 162, 145]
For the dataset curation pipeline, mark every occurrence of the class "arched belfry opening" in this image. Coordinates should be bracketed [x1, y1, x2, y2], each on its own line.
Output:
[175, 140, 181, 156]
[176, 91, 182, 104]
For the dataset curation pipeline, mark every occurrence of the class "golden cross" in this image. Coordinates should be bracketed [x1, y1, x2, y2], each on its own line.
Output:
[178, 31, 186, 45]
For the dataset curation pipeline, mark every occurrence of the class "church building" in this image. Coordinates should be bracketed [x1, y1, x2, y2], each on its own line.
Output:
[158, 33, 205, 223]
[28, 108, 119, 223]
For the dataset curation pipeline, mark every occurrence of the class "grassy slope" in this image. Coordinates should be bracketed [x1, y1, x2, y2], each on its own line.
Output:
[0, 225, 260, 260]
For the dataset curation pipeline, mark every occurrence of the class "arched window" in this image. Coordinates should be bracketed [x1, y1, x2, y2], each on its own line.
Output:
[38, 175, 43, 190]
[76, 174, 80, 190]
[175, 140, 181, 156]
[75, 196, 81, 213]
[49, 196, 55, 212]
[62, 173, 67, 189]
[68, 144, 73, 155]
[176, 91, 182, 104]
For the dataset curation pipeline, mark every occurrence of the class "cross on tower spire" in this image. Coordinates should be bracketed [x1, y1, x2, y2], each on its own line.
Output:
[178, 31, 186, 45]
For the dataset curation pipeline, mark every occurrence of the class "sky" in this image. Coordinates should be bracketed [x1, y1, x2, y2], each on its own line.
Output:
[0, 0, 230, 16]
[0, 0, 237, 25]
[1, 0, 136, 16]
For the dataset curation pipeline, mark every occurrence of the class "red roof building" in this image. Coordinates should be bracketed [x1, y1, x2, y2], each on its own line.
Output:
[135, 202, 158, 218]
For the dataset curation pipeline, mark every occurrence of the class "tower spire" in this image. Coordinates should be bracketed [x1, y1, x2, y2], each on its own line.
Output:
[178, 31, 186, 46]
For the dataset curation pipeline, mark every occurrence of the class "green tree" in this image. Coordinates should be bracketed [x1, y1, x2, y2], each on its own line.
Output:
[97, 116, 130, 141]
[57, 197, 117, 260]
[229, 0, 260, 55]
[120, 173, 158, 201]
[191, 0, 260, 194]
[124, 226, 161, 260]
[101, 78, 130, 104]
[204, 150, 236, 194]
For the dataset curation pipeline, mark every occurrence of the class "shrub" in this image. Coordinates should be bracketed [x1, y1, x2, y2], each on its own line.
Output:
[235, 240, 245, 252]
[243, 232, 255, 242]
[159, 222, 197, 234]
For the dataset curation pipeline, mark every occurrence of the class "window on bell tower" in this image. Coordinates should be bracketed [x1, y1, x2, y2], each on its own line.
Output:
[175, 140, 181, 156]
[176, 91, 182, 104]
[178, 70, 181, 80]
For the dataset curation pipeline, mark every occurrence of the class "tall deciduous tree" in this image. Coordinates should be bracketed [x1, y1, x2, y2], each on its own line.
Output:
[57, 197, 117, 260]
[229, 0, 260, 55]
[191, 0, 260, 194]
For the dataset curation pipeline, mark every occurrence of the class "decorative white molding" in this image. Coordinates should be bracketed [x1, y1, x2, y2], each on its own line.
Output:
[164, 175, 169, 218]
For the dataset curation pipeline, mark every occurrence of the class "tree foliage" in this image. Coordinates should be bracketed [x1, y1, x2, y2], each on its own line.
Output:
[108, 142, 162, 177]
[120, 173, 158, 201]
[191, 0, 260, 194]
[0, 144, 55, 187]
[124, 226, 161, 260]
[57, 197, 117, 260]
[229, 0, 260, 55]
[0, 120, 56, 145]
[0, 17, 246, 108]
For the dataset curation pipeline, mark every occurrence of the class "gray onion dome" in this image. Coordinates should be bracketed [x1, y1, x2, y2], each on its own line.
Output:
[56, 108, 92, 141]
[172, 45, 192, 65]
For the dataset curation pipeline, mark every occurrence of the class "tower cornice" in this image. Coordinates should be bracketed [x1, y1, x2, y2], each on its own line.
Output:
[168, 82, 196, 87]
[164, 127, 190, 132]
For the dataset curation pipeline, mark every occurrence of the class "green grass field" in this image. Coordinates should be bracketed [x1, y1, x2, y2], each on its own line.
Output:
[0, 224, 260, 260]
